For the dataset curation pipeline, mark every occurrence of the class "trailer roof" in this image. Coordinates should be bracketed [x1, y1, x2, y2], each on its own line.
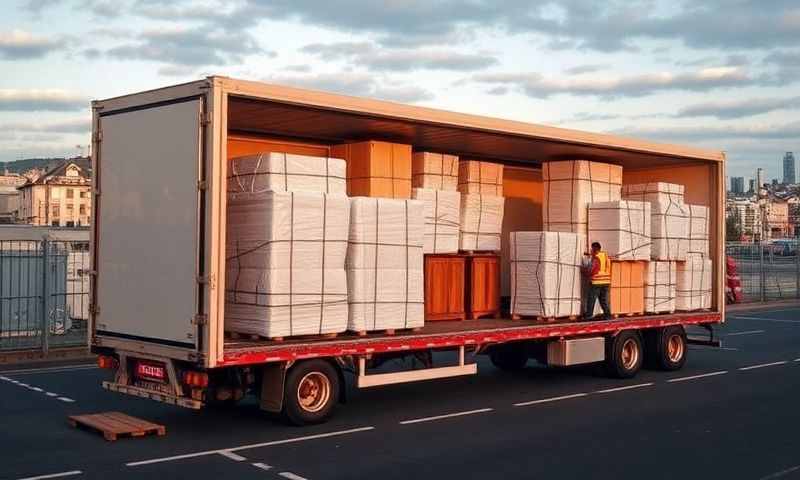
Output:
[216, 76, 724, 168]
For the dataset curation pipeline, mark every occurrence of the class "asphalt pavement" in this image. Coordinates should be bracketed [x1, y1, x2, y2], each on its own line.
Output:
[2, 306, 800, 480]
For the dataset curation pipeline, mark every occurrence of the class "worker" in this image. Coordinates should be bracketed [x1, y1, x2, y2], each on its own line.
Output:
[583, 241, 612, 320]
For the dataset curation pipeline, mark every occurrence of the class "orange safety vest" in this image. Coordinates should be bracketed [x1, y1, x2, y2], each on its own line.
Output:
[592, 251, 612, 285]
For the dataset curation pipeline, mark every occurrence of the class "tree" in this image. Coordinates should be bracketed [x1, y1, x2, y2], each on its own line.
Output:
[726, 212, 743, 242]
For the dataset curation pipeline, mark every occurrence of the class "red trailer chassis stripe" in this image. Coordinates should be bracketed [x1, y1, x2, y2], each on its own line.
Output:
[219, 313, 721, 366]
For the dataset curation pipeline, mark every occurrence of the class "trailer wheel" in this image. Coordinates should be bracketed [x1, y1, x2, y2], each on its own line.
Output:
[605, 331, 643, 379]
[283, 360, 340, 426]
[489, 343, 528, 371]
[645, 326, 687, 371]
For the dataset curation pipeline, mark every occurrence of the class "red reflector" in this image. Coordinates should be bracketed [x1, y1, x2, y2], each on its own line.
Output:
[136, 361, 166, 382]
[183, 371, 208, 388]
[97, 355, 117, 369]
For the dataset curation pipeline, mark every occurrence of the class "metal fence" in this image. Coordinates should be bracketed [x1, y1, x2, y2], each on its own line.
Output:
[726, 241, 800, 302]
[0, 239, 90, 352]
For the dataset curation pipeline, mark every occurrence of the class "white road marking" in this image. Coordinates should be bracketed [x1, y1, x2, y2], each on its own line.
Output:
[126, 426, 375, 466]
[667, 371, 728, 383]
[45, 392, 58, 397]
[17, 383, 30, 387]
[758, 464, 800, 480]
[399, 408, 493, 425]
[218, 451, 247, 462]
[725, 330, 764, 336]
[728, 316, 800, 324]
[279, 473, 309, 480]
[1, 365, 97, 376]
[514, 393, 588, 407]
[251, 463, 272, 471]
[57, 397, 76, 403]
[30, 387, 44, 392]
[17, 470, 82, 480]
[0, 375, 9, 381]
[739, 361, 788, 371]
[795, 358, 800, 362]
[594, 383, 654, 394]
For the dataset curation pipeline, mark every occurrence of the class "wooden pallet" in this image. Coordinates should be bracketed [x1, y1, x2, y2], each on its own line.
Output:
[511, 314, 579, 323]
[225, 331, 338, 343]
[352, 327, 423, 337]
[468, 310, 502, 320]
[611, 312, 644, 319]
[68, 412, 165, 442]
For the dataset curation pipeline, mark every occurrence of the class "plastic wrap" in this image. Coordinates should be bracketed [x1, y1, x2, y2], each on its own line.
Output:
[588, 200, 651, 260]
[622, 182, 684, 204]
[651, 201, 689, 260]
[459, 193, 505, 251]
[645, 261, 677, 313]
[346, 197, 425, 331]
[687, 204, 710, 256]
[676, 253, 712, 311]
[510, 231, 584, 317]
[412, 188, 460, 254]
[228, 152, 346, 195]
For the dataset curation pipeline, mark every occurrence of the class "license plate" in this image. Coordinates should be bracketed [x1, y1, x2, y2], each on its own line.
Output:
[136, 361, 166, 382]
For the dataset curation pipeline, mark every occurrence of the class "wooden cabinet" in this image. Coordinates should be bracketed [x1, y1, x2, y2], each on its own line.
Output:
[424, 254, 466, 321]
[466, 254, 501, 319]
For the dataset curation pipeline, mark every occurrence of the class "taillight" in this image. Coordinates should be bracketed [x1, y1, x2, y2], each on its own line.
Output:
[183, 371, 209, 388]
[97, 355, 118, 369]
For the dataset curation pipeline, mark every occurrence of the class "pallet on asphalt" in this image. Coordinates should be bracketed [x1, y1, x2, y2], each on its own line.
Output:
[68, 412, 165, 442]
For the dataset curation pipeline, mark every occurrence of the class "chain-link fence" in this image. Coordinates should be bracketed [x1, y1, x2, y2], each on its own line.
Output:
[726, 241, 800, 302]
[0, 239, 90, 353]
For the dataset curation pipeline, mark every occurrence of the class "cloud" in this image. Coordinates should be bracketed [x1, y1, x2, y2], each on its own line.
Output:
[564, 64, 607, 75]
[0, 117, 91, 134]
[22, 0, 62, 13]
[0, 30, 61, 59]
[557, 112, 620, 124]
[470, 66, 753, 99]
[103, 25, 271, 66]
[675, 96, 800, 119]
[264, 72, 434, 103]
[612, 121, 800, 142]
[157, 64, 197, 77]
[0, 90, 88, 111]
[302, 41, 497, 72]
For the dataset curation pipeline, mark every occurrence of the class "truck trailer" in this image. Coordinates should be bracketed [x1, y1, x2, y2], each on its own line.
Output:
[90, 76, 725, 425]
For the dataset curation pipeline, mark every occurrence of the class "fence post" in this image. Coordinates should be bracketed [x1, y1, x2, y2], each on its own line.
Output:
[41, 237, 50, 356]
[796, 241, 799, 299]
[759, 241, 766, 302]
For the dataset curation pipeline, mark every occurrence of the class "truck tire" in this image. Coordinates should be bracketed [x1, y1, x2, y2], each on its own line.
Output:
[645, 326, 687, 371]
[283, 360, 340, 426]
[605, 331, 643, 379]
[489, 343, 528, 371]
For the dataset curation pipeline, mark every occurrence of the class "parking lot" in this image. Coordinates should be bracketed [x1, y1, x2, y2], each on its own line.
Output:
[2, 304, 800, 480]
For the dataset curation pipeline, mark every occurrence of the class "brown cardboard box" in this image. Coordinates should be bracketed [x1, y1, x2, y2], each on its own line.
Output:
[412, 152, 459, 190]
[458, 160, 504, 195]
[331, 141, 412, 198]
[610, 261, 646, 315]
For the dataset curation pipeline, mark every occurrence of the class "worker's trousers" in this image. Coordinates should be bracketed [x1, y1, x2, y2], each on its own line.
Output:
[584, 284, 612, 319]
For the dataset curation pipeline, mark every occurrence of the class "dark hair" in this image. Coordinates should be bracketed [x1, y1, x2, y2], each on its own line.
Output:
[591, 242, 601, 250]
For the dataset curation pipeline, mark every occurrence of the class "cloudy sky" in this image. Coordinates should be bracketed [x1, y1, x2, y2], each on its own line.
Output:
[1, 0, 798, 180]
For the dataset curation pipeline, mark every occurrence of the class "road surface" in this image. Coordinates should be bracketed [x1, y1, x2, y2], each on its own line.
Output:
[2, 306, 799, 480]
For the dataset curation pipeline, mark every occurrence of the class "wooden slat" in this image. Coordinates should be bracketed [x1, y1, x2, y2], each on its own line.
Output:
[68, 412, 165, 441]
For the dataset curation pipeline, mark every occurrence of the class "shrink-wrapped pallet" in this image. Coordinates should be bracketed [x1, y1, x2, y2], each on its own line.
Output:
[412, 152, 459, 190]
[587, 200, 651, 260]
[645, 261, 677, 313]
[228, 152, 346, 195]
[412, 188, 460, 254]
[225, 191, 350, 337]
[543, 160, 623, 236]
[346, 197, 425, 332]
[459, 194, 505, 251]
[676, 253, 712, 311]
[510, 232, 584, 318]
[331, 141, 412, 198]
[622, 182, 684, 204]
[458, 160, 504, 195]
[652, 201, 689, 260]
[687, 204, 710, 256]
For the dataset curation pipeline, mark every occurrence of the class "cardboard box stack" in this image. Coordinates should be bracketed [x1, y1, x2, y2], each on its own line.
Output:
[225, 154, 350, 338]
[458, 161, 505, 252]
[510, 232, 584, 318]
[332, 141, 412, 198]
[413, 152, 458, 190]
[346, 198, 425, 332]
[623, 182, 688, 261]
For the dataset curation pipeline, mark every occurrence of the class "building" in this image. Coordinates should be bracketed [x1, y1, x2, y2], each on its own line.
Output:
[765, 197, 790, 238]
[0, 173, 26, 223]
[783, 152, 796, 184]
[727, 198, 763, 241]
[731, 176, 745, 194]
[17, 158, 92, 227]
[756, 168, 765, 197]
[748, 179, 755, 193]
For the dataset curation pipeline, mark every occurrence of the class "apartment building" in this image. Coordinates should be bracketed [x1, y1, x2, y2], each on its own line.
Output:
[18, 159, 92, 227]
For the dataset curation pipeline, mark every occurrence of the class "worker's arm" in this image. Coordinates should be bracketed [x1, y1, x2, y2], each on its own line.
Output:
[590, 257, 600, 276]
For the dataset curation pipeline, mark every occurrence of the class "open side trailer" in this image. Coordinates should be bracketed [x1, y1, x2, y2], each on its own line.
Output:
[90, 76, 725, 425]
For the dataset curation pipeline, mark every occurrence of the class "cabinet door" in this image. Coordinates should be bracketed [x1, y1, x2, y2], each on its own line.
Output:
[469, 256, 500, 314]
[424, 256, 465, 320]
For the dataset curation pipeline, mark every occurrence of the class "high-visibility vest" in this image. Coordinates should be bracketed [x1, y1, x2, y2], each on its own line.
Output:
[591, 251, 612, 285]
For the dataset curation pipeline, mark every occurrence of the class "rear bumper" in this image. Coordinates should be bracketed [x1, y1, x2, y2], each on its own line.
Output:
[102, 381, 203, 409]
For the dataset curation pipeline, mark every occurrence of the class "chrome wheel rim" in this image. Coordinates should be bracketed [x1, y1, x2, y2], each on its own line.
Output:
[297, 372, 331, 413]
[621, 338, 640, 370]
[667, 334, 684, 363]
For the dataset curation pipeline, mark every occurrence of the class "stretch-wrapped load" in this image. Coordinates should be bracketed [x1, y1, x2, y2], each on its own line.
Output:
[228, 152, 346, 195]
[652, 201, 689, 260]
[687, 204, 710, 256]
[225, 191, 350, 337]
[588, 200, 651, 260]
[645, 261, 677, 313]
[412, 152, 459, 191]
[510, 231, 584, 318]
[622, 182, 684, 204]
[331, 140, 412, 198]
[676, 253, 712, 311]
[543, 160, 623, 236]
[459, 194, 505, 251]
[458, 160, 504, 195]
[346, 197, 425, 332]
[412, 188, 460, 254]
